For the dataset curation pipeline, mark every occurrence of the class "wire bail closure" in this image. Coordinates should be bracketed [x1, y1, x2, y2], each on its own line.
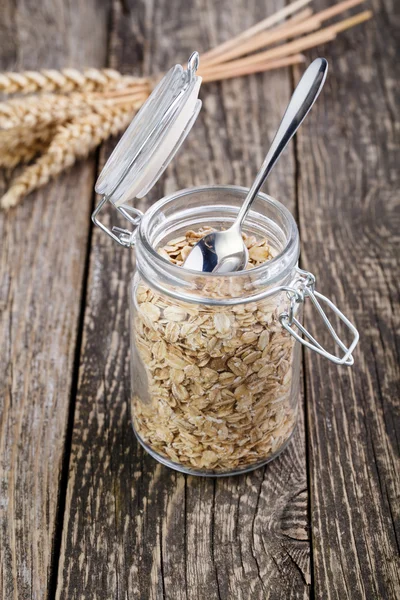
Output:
[91, 195, 143, 248]
[279, 267, 359, 365]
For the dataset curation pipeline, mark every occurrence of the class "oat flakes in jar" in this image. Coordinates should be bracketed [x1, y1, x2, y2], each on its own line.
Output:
[92, 53, 359, 476]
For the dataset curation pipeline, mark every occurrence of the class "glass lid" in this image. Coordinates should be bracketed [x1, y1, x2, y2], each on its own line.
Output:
[95, 52, 202, 207]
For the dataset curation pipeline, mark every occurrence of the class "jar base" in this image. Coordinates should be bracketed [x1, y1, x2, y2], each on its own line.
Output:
[133, 427, 295, 477]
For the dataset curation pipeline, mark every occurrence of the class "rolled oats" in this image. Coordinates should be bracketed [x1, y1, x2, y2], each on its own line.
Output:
[131, 229, 298, 472]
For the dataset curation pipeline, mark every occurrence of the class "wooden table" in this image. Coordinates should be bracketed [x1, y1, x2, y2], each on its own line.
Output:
[1, 1, 398, 598]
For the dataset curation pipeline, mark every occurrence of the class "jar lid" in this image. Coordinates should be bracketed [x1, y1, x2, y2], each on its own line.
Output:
[95, 52, 202, 207]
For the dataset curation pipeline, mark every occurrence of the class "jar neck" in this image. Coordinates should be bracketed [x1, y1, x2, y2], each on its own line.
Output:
[135, 185, 299, 306]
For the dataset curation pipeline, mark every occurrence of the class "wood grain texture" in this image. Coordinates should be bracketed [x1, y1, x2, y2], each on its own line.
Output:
[56, 1, 310, 598]
[295, 0, 400, 598]
[2, 0, 398, 598]
[0, 1, 110, 598]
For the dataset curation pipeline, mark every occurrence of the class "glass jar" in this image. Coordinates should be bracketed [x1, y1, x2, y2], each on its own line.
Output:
[92, 53, 359, 476]
[130, 185, 303, 475]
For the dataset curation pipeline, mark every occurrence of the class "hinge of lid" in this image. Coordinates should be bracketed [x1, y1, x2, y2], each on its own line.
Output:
[91, 196, 143, 248]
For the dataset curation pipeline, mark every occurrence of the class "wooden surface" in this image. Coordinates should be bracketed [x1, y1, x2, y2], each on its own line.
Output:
[0, 0, 398, 599]
[0, 1, 110, 599]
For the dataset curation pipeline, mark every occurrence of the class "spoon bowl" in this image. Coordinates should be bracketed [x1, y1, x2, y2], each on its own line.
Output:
[183, 225, 249, 273]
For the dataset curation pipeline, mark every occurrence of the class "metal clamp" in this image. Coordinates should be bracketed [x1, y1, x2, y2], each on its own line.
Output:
[91, 196, 143, 248]
[187, 51, 200, 80]
[279, 268, 359, 366]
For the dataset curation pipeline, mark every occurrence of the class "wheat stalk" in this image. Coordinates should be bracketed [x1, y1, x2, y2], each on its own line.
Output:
[0, 68, 144, 95]
[0, 100, 145, 209]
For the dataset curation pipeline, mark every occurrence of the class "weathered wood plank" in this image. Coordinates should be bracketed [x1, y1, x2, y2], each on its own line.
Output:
[296, 0, 400, 597]
[56, 0, 310, 598]
[0, 1, 110, 598]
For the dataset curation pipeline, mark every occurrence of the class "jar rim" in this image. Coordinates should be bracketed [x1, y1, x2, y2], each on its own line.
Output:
[136, 184, 300, 304]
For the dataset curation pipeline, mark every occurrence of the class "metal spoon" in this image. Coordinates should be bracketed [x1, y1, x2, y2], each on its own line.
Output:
[184, 57, 328, 273]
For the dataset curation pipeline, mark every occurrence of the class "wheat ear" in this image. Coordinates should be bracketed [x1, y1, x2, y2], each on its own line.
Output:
[0, 140, 51, 168]
[0, 123, 54, 150]
[0, 125, 55, 167]
[0, 68, 143, 95]
[0, 93, 95, 130]
[0, 79, 152, 132]
[0, 100, 146, 209]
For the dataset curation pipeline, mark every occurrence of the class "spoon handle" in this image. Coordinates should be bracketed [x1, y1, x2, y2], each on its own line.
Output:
[235, 57, 328, 229]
